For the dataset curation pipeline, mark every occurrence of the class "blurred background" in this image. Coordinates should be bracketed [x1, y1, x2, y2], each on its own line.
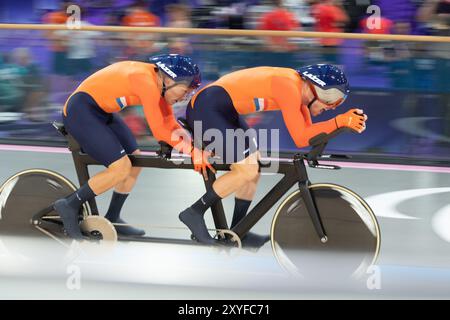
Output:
[0, 0, 449, 164]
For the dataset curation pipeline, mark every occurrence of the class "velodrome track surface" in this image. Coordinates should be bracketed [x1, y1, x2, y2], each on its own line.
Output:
[1, 146, 450, 299]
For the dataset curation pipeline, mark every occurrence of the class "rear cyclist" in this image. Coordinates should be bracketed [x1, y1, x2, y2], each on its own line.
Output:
[179, 64, 368, 246]
[55, 54, 204, 239]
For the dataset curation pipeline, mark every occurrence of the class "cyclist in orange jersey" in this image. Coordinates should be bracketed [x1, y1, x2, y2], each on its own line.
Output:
[179, 64, 368, 246]
[54, 54, 206, 239]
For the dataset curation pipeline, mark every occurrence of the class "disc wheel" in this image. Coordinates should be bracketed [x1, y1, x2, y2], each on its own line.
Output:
[271, 183, 381, 278]
[0, 169, 90, 237]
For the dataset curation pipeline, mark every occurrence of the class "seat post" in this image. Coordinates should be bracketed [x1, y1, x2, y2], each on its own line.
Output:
[204, 170, 228, 230]
[177, 118, 230, 230]
[52, 121, 100, 215]
[65, 133, 99, 215]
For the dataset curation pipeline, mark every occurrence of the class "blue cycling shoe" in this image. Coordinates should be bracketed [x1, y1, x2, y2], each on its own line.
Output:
[241, 232, 270, 248]
[111, 218, 145, 237]
[53, 199, 83, 240]
[179, 207, 217, 245]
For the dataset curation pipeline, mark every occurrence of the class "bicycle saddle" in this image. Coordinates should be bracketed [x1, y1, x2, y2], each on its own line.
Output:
[52, 121, 67, 136]
[177, 117, 193, 136]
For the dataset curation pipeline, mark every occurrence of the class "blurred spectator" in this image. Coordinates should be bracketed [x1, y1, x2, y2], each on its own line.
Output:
[228, 2, 248, 29]
[259, 0, 299, 31]
[121, 0, 162, 61]
[166, 3, 191, 28]
[372, 0, 419, 34]
[385, 22, 413, 89]
[417, 0, 450, 36]
[360, 16, 394, 35]
[311, 0, 349, 46]
[417, 0, 450, 136]
[359, 14, 394, 64]
[99, 12, 128, 65]
[41, 1, 69, 77]
[213, 2, 247, 29]
[11, 48, 47, 122]
[283, 0, 314, 28]
[311, 0, 348, 64]
[245, 1, 273, 29]
[190, 0, 222, 28]
[55, 7, 102, 80]
[41, 4, 68, 24]
[165, 3, 193, 54]
[0, 53, 23, 113]
[257, 0, 300, 51]
[122, 0, 161, 27]
[104, 11, 124, 26]
[41, 2, 75, 108]
[342, 0, 373, 32]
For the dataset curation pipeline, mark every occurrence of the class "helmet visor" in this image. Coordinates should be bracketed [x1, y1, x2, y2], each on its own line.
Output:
[310, 83, 348, 108]
[181, 87, 197, 101]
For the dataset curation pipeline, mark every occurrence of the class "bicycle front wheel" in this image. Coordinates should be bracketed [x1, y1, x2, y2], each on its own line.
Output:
[0, 169, 90, 237]
[271, 183, 380, 278]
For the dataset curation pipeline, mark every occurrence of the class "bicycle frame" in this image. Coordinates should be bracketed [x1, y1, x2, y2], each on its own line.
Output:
[63, 125, 348, 242]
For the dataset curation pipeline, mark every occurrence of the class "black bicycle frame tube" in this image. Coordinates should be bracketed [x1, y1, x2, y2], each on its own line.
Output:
[68, 137, 300, 238]
[231, 172, 298, 237]
[68, 134, 100, 215]
[293, 154, 327, 240]
[58, 121, 352, 245]
[204, 170, 228, 230]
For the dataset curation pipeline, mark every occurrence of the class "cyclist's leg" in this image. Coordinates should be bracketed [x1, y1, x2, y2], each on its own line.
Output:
[221, 111, 268, 246]
[233, 115, 260, 202]
[181, 88, 227, 244]
[181, 86, 263, 244]
[57, 92, 132, 239]
[232, 172, 260, 228]
[108, 113, 142, 193]
[212, 115, 260, 199]
[223, 154, 269, 247]
[180, 149, 268, 246]
[225, 117, 265, 245]
[114, 150, 142, 193]
[235, 171, 260, 200]
[87, 156, 132, 194]
[194, 87, 267, 245]
[212, 151, 260, 198]
[64, 100, 133, 194]
[103, 113, 145, 236]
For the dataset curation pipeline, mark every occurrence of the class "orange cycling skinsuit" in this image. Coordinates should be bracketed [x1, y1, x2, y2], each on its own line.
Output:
[180, 64, 366, 245]
[55, 54, 202, 240]
[179, 64, 367, 248]
[63, 60, 193, 167]
[187, 66, 345, 163]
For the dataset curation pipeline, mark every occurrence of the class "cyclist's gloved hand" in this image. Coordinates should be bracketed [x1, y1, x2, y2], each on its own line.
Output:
[191, 147, 216, 180]
[335, 108, 368, 133]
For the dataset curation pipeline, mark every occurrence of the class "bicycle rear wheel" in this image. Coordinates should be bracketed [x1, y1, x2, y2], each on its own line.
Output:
[271, 183, 380, 278]
[0, 169, 90, 237]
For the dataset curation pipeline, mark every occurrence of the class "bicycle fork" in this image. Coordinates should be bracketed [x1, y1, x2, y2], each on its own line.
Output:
[293, 155, 328, 243]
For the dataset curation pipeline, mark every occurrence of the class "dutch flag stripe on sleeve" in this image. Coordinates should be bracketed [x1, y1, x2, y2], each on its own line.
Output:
[253, 98, 265, 112]
[116, 96, 128, 109]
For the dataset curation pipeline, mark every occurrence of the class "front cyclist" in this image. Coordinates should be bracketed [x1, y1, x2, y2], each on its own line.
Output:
[54, 54, 205, 240]
[180, 64, 368, 246]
